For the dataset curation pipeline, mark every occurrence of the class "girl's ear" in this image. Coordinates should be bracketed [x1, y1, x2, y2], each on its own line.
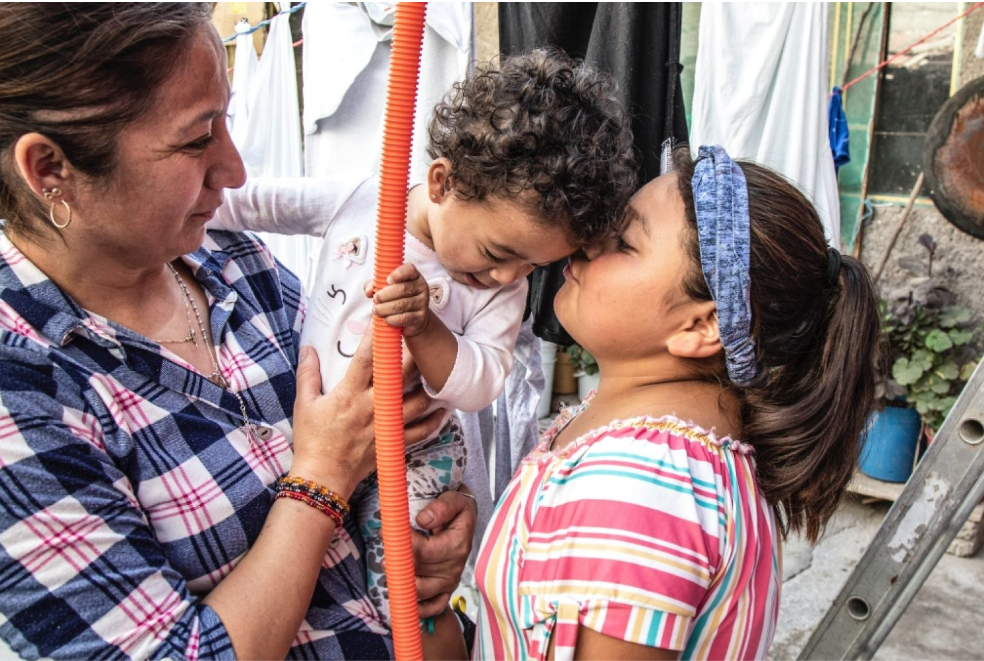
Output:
[426, 158, 452, 202]
[666, 300, 722, 359]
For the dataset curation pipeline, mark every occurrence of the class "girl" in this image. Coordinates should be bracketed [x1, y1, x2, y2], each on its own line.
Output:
[474, 146, 881, 660]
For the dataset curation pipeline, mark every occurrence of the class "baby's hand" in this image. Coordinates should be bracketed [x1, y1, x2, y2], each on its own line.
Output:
[371, 263, 431, 337]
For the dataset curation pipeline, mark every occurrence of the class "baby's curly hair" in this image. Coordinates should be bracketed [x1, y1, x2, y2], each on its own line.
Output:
[427, 47, 638, 246]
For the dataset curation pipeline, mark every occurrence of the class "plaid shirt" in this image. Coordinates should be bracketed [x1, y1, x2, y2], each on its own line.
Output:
[0, 228, 391, 660]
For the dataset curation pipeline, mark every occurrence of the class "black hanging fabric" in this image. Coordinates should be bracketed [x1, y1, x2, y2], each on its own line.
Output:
[500, 2, 689, 345]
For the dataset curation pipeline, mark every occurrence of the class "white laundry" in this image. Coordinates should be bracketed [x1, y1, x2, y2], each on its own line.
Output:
[228, 13, 320, 292]
[228, 21, 257, 148]
[690, 3, 841, 247]
[301, 2, 474, 182]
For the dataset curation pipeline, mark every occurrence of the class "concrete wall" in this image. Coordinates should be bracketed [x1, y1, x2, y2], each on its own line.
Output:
[474, 3, 499, 66]
[860, 9, 984, 320]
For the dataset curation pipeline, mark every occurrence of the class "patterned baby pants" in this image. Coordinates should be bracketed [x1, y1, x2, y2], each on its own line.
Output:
[352, 414, 467, 629]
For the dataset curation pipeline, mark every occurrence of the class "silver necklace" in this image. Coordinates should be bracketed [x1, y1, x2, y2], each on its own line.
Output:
[167, 262, 258, 445]
[155, 267, 197, 346]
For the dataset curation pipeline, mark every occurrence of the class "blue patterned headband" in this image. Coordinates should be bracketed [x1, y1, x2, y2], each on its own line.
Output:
[692, 145, 759, 385]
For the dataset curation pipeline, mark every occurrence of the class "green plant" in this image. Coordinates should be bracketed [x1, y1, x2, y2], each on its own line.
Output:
[884, 302, 979, 430]
[565, 344, 598, 376]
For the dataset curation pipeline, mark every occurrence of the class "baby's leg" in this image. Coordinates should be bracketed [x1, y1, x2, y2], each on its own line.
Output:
[356, 416, 468, 630]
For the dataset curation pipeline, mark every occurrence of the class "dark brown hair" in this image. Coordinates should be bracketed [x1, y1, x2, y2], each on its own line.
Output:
[673, 148, 881, 542]
[0, 3, 214, 239]
[427, 47, 638, 246]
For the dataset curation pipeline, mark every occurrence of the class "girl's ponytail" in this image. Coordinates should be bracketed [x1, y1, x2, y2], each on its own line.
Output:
[741, 254, 881, 542]
[673, 149, 882, 542]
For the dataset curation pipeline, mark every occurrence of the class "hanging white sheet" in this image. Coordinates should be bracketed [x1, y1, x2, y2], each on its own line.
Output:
[229, 13, 319, 291]
[690, 3, 842, 248]
[301, 2, 474, 182]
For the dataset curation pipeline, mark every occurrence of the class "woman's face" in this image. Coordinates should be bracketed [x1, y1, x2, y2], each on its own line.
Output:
[70, 26, 245, 268]
[554, 173, 699, 363]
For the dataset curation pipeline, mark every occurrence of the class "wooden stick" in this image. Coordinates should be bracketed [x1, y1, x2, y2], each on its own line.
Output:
[873, 171, 925, 283]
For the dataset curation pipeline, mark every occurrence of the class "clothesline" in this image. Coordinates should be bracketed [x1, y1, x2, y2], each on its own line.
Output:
[222, 1, 307, 43]
[841, 1, 984, 92]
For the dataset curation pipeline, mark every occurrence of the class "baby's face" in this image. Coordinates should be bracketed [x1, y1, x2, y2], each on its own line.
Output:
[428, 194, 577, 289]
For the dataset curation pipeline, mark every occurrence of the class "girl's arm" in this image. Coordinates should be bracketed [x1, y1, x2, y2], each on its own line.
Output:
[209, 175, 366, 237]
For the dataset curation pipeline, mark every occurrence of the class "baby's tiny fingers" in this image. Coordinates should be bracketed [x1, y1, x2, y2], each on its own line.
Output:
[373, 298, 423, 318]
[386, 263, 421, 284]
[374, 282, 427, 304]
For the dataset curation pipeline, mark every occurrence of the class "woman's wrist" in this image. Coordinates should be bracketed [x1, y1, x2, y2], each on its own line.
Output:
[286, 461, 361, 501]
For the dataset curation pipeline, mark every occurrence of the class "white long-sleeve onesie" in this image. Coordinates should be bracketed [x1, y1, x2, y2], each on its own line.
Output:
[212, 175, 526, 420]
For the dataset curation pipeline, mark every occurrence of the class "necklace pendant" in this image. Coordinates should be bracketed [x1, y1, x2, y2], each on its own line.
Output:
[210, 372, 228, 389]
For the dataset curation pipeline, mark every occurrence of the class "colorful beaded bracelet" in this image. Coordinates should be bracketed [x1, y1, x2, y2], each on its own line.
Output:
[275, 490, 344, 527]
[277, 475, 351, 514]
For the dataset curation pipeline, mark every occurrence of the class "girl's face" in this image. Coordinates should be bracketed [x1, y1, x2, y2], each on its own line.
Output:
[427, 193, 577, 289]
[554, 173, 702, 363]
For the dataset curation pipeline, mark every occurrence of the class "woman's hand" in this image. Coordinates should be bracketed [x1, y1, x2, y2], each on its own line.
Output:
[412, 488, 478, 618]
[291, 335, 446, 498]
[290, 339, 378, 498]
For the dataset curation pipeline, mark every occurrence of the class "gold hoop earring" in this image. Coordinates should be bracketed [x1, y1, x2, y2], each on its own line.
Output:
[42, 189, 71, 229]
[49, 199, 71, 229]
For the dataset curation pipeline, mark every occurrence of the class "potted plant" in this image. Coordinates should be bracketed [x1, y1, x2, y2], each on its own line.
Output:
[863, 234, 981, 482]
[566, 344, 599, 400]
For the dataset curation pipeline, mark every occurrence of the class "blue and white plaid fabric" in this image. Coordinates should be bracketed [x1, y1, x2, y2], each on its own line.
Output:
[0, 228, 391, 660]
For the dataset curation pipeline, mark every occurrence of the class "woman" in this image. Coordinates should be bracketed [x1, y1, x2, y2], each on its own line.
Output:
[0, 4, 473, 660]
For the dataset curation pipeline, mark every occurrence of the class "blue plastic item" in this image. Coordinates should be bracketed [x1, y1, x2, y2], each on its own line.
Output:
[859, 407, 922, 483]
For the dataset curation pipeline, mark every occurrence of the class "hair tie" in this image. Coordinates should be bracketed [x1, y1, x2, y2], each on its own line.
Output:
[827, 247, 842, 288]
[693, 145, 759, 386]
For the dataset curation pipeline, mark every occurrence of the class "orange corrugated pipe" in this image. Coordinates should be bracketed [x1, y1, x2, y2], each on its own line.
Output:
[372, 3, 427, 659]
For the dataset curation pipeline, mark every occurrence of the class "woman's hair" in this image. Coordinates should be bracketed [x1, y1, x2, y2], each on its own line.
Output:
[0, 3, 215, 239]
[427, 47, 638, 246]
[672, 148, 881, 543]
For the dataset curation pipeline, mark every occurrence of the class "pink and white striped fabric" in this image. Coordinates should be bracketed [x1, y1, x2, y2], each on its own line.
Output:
[474, 402, 780, 660]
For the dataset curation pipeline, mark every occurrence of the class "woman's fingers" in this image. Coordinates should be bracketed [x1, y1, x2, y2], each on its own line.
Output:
[416, 590, 452, 619]
[337, 330, 374, 389]
[404, 407, 445, 448]
[412, 490, 475, 606]
[294, 346, 323, 405]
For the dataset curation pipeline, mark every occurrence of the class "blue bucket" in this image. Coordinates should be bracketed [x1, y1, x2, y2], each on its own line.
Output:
[859, 407, 922, 483]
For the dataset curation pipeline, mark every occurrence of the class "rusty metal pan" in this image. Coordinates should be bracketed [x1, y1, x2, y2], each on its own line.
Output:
[924, 75, 984, 240]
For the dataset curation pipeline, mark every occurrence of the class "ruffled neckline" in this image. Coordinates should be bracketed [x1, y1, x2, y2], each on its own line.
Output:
[531, 390, 753, 462]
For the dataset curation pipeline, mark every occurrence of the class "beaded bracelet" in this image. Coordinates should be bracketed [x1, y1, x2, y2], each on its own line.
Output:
[276, 490, 344, 527]
[278, 475, 351, 514]
[275, 475, 350, 526]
